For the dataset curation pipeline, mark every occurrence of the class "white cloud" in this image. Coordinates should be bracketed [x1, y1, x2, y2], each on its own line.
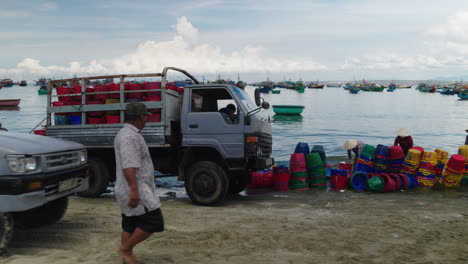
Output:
[0, 16, 325, 80]
[424, 11, 468, 55]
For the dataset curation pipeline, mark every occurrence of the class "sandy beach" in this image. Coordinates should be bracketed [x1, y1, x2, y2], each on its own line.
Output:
[2, 189, 468, 264]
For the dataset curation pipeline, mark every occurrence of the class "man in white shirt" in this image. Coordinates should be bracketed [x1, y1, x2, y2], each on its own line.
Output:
[114, 102, 164, 264]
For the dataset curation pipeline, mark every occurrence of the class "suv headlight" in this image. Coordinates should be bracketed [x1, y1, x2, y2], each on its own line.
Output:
[79, 150, 87, 164]
[6, 156, 38, 173]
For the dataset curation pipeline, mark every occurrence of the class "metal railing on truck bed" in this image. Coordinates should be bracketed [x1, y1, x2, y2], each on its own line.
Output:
[44, 67, 199, 148]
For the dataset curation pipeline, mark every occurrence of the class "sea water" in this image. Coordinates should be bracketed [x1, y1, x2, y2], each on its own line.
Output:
[1, 84, 466, 197]
[1, 84, 466, 162]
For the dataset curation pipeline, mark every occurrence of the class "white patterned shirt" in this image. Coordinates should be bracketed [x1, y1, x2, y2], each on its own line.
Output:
[114, 123, 160, 216]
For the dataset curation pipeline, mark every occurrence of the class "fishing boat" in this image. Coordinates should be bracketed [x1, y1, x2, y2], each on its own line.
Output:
[37, 85, 48, 95]
[458, 90, 468, 100]
[438, 88, 456, 95]
[272, 105, 305, 115]
[387, 83, 397, 92]
[349, 88, 360, 94]
[19, 80, 27, 86]
[0, 99, 21, 107]
[399, 85, 412, 88]
[308, 81, 324, 88]
[1, 79, 14, 87]
[259, 85, 272, 93]
[35, 78, 47, 86]
[272, 90, 281, 94]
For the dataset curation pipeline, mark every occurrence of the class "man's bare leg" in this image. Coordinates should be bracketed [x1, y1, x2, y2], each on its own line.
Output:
[119, 228, 152, 264]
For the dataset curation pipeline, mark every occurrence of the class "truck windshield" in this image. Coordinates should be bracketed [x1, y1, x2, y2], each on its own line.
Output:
[232, 87, 268, 119]
[232, 87, 258, 112]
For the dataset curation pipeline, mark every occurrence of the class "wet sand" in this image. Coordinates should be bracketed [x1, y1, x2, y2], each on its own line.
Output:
[2, 189, 468, 264]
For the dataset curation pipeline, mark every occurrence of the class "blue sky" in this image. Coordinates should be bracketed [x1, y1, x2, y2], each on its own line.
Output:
[3, 0, 468, 82]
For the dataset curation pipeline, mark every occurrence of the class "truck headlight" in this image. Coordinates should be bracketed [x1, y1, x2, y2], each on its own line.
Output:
[79, 150, 87, 163]
[7, 156, 38, 173]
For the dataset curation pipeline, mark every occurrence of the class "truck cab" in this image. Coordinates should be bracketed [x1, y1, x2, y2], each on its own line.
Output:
[179, 84, 273, 205]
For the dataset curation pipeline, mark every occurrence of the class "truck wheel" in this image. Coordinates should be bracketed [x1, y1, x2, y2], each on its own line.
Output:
[13, 197, 68, 229]
[78, 156, 110, 198]
[229, 171, 250, 194]
[185, 161, 229, 206]
[0, 213, 14, 256]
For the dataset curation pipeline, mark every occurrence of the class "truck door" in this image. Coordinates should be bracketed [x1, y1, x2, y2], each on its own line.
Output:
[182, 87, 244, 158]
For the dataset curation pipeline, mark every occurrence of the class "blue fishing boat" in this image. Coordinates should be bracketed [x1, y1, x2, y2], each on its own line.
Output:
[458, 92, 468, 100]
[349, 88, 360, 94]
[438, 88, 456, 95]
[259, 85, 272, 93]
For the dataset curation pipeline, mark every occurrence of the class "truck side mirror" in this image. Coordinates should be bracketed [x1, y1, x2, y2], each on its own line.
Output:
[261, 102, 270, 109]
[254, 88, 261, 106]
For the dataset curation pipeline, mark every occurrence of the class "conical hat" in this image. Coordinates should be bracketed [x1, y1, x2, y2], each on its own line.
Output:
[396, 128, 410, 137]
[343, 139, 358, 150]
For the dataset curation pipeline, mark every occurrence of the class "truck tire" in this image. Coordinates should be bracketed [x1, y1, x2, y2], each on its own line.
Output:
[0, 213, 14, 256]
[13, 197, 68, 229]
[185, 161, 229, 206]
[229, 171, 250, 194]
[78, 156, 110, 198]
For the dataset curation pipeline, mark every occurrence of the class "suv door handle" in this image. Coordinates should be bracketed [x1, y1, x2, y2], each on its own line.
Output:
[189, 124, 198, 128]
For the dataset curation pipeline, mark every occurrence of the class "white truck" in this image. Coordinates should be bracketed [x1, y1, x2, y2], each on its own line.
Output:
[43, 67, 273, 205]
[0, 129, 88, 255]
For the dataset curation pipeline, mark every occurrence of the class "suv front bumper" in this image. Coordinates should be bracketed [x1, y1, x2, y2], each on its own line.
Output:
[0, 165, 88, 212]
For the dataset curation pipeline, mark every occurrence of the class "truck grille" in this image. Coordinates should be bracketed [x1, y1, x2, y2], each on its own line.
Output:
[44, 151, 82, 172]
[257, 133, 272, 158]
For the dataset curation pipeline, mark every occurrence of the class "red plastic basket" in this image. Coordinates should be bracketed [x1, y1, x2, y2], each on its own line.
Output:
[106, 115, 120, 124]
[146, 113, 161, 122]
[33, 129, 46, 136]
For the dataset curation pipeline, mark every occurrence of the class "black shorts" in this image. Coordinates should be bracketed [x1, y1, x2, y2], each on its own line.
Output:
[122, 207, 164, 233]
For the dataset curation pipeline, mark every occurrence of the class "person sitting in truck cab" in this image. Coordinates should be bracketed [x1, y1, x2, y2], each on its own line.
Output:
[219, 104, 238, 124]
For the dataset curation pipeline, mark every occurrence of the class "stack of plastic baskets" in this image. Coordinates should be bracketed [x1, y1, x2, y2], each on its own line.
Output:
[373, 144, 389, 174]
[272, 165, 290, 191]
[306, 152, 327, 189]
[434, 148, 448, 179]
[459, 145, 468, 185]
[401, 148, 422, 176]
[289, 153, 308, 190]
[416, 151, 438, 187]
[355, 144, 375, 173]
[441, 154, 466, 187]
[388, 146, 404, 173]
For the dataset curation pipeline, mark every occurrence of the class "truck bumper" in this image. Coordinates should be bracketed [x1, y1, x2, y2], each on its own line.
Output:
[249, 157, 274, 170]
[0, 165, 88, 212]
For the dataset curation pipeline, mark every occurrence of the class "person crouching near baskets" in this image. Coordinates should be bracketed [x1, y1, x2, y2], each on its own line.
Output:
[114, 102, 165, 264]
[343, 139, 365, 172]
[394, 128, 414, 156]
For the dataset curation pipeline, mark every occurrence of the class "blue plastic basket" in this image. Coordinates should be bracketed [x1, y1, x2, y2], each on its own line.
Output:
[70, 115, 82, 125]
[54, 115, 69, 125]
[350, 172, 368, 191]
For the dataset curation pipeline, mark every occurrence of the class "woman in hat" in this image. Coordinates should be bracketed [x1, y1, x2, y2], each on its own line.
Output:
[394, 128, 413, 155]
[343, 139, 365, 172]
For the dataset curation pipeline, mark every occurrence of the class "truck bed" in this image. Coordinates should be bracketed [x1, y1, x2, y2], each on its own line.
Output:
[46, 87, 181, 148]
